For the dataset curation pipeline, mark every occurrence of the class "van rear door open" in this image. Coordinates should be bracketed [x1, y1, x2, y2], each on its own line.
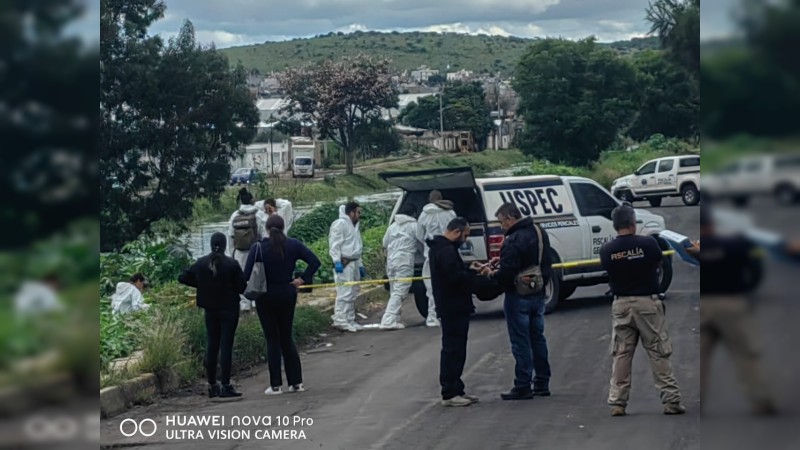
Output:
[379, 167, 488, 261]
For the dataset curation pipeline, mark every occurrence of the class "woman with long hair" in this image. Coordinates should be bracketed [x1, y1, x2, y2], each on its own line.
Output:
[244, 215, 321, 395]
[178, 232, 246, 398]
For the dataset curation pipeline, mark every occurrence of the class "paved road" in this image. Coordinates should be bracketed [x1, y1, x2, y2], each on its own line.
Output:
[101, 198, 700, 450]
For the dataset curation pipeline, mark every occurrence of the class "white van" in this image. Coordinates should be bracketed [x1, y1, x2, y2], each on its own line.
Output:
[380, 167, 672, 315]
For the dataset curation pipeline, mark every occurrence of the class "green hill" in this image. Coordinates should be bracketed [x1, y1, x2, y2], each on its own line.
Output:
[219, 31, 659, 75]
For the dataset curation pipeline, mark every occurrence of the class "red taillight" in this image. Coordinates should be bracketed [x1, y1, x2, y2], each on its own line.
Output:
[488, 235, 504, 259]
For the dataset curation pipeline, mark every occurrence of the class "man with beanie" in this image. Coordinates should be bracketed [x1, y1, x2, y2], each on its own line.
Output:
[600, 203, 685, 417]
[417, 190, 457, 327]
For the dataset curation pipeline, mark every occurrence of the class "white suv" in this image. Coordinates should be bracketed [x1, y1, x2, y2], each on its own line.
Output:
[703, 153, 800, 207]
[611, 155, 701, 207]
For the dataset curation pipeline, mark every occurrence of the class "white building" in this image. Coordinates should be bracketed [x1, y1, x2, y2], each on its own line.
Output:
[410, 66, 440, 83]
[447, 69, 474, 82]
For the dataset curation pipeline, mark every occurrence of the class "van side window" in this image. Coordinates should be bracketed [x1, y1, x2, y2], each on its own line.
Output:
[571, 183, 618, 219]
[657, 159, 674, 173]
[679, 157, 700, 168]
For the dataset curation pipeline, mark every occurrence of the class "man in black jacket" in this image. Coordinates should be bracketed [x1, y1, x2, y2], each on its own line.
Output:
[427, 217, 481, 407]
[487, 203, 553, 400]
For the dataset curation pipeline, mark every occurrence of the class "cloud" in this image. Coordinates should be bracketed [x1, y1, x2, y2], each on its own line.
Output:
[147, 0, 653, 47]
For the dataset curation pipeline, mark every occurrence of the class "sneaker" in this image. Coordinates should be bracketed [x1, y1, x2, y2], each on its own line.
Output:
[533, 389, 551, 397]
[462, 394, 480, 403]
[663, 403, 687, 415]
[208, 383, 221, 398]
[441, 395, 474, 407]
[426, 316, 441, 327]
[351, 323, 364, 331]
[264, 386, 283, 395]
[219, 384, 242, 398]
[501, 387, 534, 401]
[611, 406, 627, 417]
[334, 323, 359, 332]
[379, 323, 406, 330]
[288, 384, 305, 393]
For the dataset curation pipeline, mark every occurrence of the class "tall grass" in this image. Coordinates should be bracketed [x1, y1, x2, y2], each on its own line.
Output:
[137, 309, 187, 375]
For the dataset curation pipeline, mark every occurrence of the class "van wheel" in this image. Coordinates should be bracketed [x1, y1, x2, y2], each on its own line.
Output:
[648, 197, 662, 207]
[413, 281, 428, 318]
[681, 184, 700, 206]
[616, 190, 634, 203]
[544, 252, 562, 314]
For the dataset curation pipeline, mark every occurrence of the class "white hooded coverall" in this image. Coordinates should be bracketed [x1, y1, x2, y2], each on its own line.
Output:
[380, 214, 418, 327]
[227, 203, 265, 311]
[417, 202, 456, 324]
[329, 205, 364, 328]
[111, 282, 149, 315]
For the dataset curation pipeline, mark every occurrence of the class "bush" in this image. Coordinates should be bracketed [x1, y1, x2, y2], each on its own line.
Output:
[361, 226, 388, 280]
[289, 202, 392, 246]
[100, 299, 141, 367]
[100, 235, 192, 295]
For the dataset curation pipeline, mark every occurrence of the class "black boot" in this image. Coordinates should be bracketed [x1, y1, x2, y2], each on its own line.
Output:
[501, 386, 534, 400]
[208, 383, 221, 398]
[219, 384, 243, 398]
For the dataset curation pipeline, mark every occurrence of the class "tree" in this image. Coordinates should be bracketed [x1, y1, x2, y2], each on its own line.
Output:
[513, 39, 639, 165]
[398, 96, 440, 130]
[0, 0, 97, 249]
[646, 0, 699, 76]
[277, 54, 398, 175]
[101, 5, 258, 250]
[353, 120, 402, 159]
[398, 82, 492, 147]
[628, 50, 699, 140]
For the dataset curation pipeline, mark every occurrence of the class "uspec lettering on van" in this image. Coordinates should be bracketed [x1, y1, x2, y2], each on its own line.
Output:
[482, 181, 574, 218]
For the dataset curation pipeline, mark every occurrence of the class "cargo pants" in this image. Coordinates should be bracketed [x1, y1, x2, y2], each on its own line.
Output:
[700, 295, 772, 409]
[608, 295, 682, 407]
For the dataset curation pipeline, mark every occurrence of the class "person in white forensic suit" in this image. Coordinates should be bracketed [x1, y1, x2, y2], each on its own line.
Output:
[329, 202, 365, 332]
[111, 273, 149, 315]
[380, 204, 419, 330]
[416, 190, 456, 327]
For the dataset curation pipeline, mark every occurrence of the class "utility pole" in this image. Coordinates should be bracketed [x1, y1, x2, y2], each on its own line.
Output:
[496, 81, 502, 150]
[439, 88, 444, 151]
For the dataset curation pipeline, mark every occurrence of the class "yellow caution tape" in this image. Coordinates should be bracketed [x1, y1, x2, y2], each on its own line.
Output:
[299, 250, 676, 289]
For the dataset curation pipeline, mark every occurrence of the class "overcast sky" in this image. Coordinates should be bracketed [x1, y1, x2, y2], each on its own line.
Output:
[144, 0, 689, 48]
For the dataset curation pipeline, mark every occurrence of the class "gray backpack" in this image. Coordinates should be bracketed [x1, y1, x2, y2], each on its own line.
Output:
[232, 211, 258, 251]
